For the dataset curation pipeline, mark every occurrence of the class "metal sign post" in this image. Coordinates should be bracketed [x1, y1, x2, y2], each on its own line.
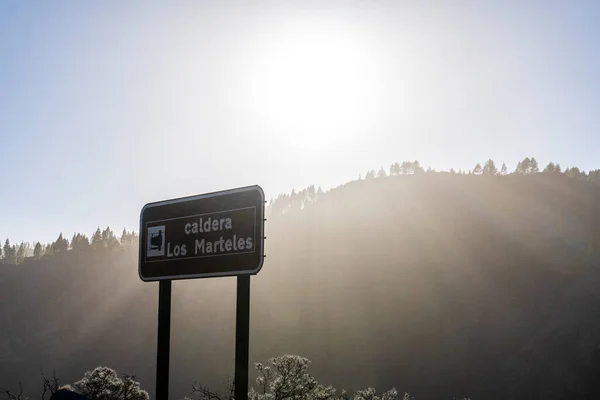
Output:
[156, 280, 172, 400]
[234, 275, 251, 400]
[139, 185, 265, 400]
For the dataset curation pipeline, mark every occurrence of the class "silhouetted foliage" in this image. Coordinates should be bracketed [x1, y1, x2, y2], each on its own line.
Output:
[482, 159, 497, 175]
[15, 243, 26, 265]
[91, 228, 103, 251]
[33, 242, 42, 259]
[2, 239, 15, 264]
[53, 234, 69, 253]
[71, 234, 90, 252]
[530, 157, 539, 173]
[188, 355, 406, 400]
[67, 367, 148, 400]
[544, 162, 557, 173]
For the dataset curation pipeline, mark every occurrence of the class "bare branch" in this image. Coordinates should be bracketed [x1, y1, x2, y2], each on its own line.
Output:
[191, 383, 223, 400]
[41, 369, 60, 400]
[0, 382, 27, 400]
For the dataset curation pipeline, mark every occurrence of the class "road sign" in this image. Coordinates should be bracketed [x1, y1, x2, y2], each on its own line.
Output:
[139, 185, 265, 281]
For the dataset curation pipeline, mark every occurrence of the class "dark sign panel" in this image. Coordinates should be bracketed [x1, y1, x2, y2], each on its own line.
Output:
[139, 185, 265, 281]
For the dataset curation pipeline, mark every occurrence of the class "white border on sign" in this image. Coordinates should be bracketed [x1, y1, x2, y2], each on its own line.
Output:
[138, 185, 265, 282]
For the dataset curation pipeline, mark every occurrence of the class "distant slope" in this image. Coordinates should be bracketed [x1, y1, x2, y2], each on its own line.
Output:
[1, 173, 600, 400]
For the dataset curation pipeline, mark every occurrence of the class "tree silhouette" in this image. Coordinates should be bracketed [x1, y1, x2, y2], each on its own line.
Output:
[412, 160, 424, 174]
[33, 242, 43, 259]
[120, 229, 130, 246]
[500, 163, 508, 175]
[53, 233, 69, 253]
[522, 157, 532, 173]
[41, 370, 62, 400]
[0, 382, 26, 400]
[399, 161, 411, 175]
[100, 228, 120, 250]
[91, 228, 103, 251]
[68, 366, 148, 400]
[566, 166, 584, 179]
[530, 157, 539, 173]
[514, 161, 522, 174]
[43, 242, 55, 258]
[2, 239, 15, 264]
[15, 242, 26, 264]
[555, 163, 562, 173]
[189, 355, 405, 400]
[483, 159, 497, 175]
[473, 163, 483, 175]
[543, 162, 556, 173]
[71, 234, 91, 252]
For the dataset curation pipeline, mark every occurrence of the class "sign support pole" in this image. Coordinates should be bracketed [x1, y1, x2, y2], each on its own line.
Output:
[156, 279, 172, 400]
[234, 275, 251, 400]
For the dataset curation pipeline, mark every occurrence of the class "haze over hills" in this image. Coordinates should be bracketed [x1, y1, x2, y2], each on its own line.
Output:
[2, 161, 600, 400]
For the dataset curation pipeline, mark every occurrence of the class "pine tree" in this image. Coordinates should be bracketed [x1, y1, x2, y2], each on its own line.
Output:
[399, 161, 411, 175]
[473, 163, 483, 175]
[72, 233, 90, 251]
[33, 242, 42, 259]
[530, 157, 539, 173]
[521, 157, 532, 173]
[16, 242, 26, 264]
[101, 227, 120, 250]
[91, 228, 103, 250]
[483, 159, 497, 175]
[543, 162, 556, 173]
[53, 233, 69, 252]
[515, 161, 522, 174]
[567, 167, 582, 179]
[500, 163, 508, 175]
[3, 239, 12, 264]
[377, 167, 387, 178]
[412, 160, 424, 174]
[121, 229, 129, 246]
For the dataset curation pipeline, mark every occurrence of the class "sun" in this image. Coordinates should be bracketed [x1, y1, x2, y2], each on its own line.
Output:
[247, 25, 384, 151]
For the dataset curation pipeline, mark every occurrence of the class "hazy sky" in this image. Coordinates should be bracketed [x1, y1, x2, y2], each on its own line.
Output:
[1, 0, 599, 245]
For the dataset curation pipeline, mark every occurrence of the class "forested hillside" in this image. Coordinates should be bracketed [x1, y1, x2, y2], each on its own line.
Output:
[2, 159, 600, 400]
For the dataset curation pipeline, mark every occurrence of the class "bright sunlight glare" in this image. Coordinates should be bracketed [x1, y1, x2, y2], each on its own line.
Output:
[248, 25, 385, 152]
